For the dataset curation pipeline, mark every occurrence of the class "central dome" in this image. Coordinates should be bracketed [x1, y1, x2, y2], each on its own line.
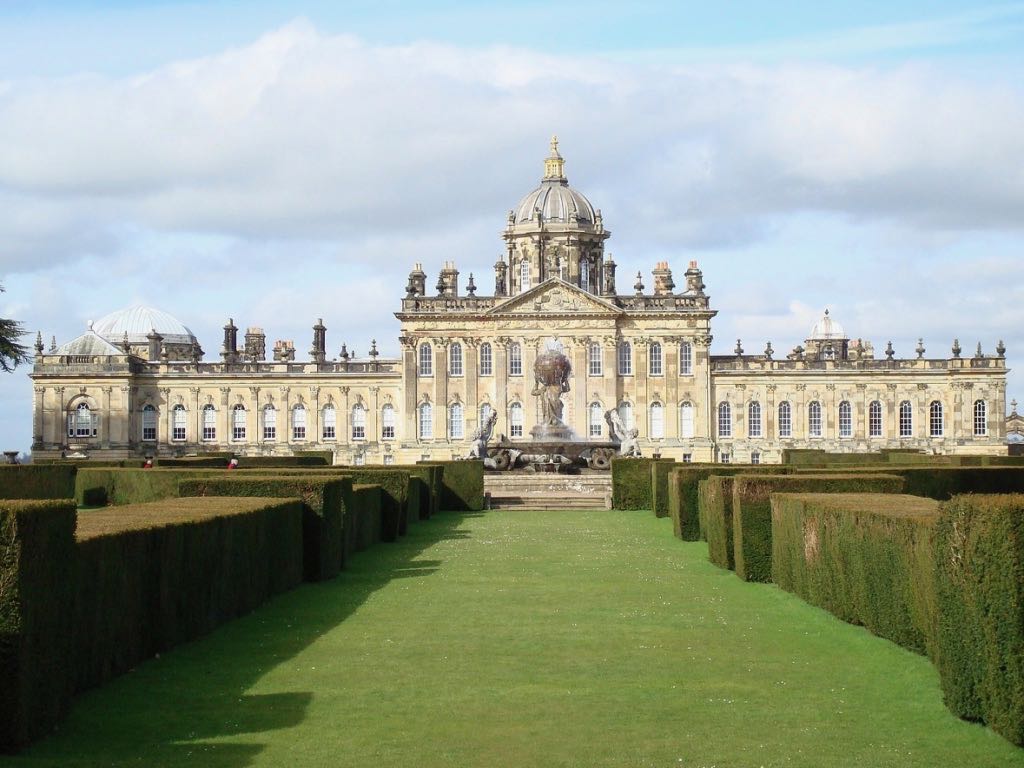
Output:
[93, 304, 197, 346]
[512, 136, 596, 225]
[808, 309, 847, 341]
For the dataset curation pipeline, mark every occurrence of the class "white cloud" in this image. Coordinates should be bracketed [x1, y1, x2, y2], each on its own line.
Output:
[0, 20, 1023, 452]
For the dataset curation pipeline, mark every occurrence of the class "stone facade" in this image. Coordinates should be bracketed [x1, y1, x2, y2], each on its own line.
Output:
[30, 139, 1009, 463]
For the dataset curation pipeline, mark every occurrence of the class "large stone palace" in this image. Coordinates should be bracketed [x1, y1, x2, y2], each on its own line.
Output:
[30, 139, 1010, 464]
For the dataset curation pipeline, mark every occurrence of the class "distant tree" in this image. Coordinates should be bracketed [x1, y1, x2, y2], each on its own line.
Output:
[0, 285, 28, 373]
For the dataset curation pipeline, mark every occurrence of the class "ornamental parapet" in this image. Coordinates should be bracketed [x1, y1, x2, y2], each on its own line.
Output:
[711, 356, 1006, 372]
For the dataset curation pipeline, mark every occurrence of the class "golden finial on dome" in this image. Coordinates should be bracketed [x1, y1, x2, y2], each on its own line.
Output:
[543, 134, 566, 181]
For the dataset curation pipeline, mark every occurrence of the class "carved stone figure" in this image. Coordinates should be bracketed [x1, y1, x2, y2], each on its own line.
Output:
[466, 409, 498, 460]
[605, 408, 641, 456]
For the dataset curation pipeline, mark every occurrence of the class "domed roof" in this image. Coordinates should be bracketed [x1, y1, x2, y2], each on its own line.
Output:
[92, 305, 196, 346]
[808, 309, 847, 341]
[54, 329, 123, 357]
[512, 136, 596, 225]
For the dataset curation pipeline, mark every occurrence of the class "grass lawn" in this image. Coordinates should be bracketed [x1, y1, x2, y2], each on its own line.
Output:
[4, 509, 1024, 767]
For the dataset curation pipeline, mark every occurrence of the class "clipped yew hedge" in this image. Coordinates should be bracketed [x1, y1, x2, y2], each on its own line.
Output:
[669, 465, 792, 541]
[0, 465, 77, 501]
[935, 494, 1024, 745]
[75, 467, 231, 507]
[334, 469, 411, 542]
[771, 493, 940, 656]
[0, 500, 76, 752]
[178, 476, 351, 580]
[731, 474, 905, 583]
[418, 461, 484, 512]
[73, 497, 303, 694]
[407, 465, 442, 519]
[649, 460, 679, 518]
[699, 476, 738, 571]
[611, 458, 660, 510]
[351, 484, 382, 551]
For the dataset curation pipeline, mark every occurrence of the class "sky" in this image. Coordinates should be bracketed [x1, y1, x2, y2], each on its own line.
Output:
[1, 0, 1023, 453]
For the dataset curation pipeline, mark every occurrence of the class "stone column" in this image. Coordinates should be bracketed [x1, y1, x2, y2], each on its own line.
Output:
[191, 387, 201, 446]
[220, 387, 230, 445]
[369, 387, 380, 446]
[635, 338, 649, 437]
[766, 384, 777, 440]
[465, 341, 479, 433]
[101, 387, 113, 448]
[56, 386, 66, 448]
[159, 388, 171, 449]
[664, 338, 679, 439]
[341, 387, 351, 447]
[495, 338, 509, 432]
[32, 387, 44, 449]
[433, 340, 449, 441]
[400, 337, 418, 443]
[310, 387, 321, 444]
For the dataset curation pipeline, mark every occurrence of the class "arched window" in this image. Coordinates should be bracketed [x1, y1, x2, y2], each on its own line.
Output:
[509, 402, 524, 438]
[381, 404, 396, 440]
[479, 403, 493, 429]
[449, 403, 464, 439]
[69, 402, 97, 438]
[418, 343, 433, 377]
[649, 342, 663, 376]
[580, 263, 590, 292]
[778, 401, 792, 438]
[680, 402, 695, 439]
[292, 404, 307, 441]
[839, 401, 852, 438]
[618, 342, 632, 376]
[202, 404, 216, 441]
[808, 401, 822, 438]
[449, 343, 463, 376]
[142, 404, 157, 441]
[717, 402, 731, 438]
[618, 402, 634, 431]
[509, 343, 523, 376]
[899, 400, 913, 437]
[680, 342, 693, 376]
[869, 401, 883, 438]
[479, 343, 493, 376]
[974, 399, 987, 437]
[650, 402, 664, 439]
[232, 404, 246, 441]
[589, 402, 603, 438]
[351, 404, 366, 440]
[418, 403, 433, 439]
[748, 401, 762, 438]
[520, 258, 531, 292]
[263, 405, 277, 441]
[172, 404, 187, 441]
[322, 404, 336, 440]
[588, 342, 602, 376]
[930, 400, 944, 437]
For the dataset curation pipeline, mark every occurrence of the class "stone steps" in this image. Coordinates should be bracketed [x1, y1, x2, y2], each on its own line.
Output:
[484, 472, 613, 510]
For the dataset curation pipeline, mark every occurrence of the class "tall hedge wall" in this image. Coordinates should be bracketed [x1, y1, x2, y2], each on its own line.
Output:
[934, 494, 1024, 745]
[73, 497, 303, 694]
[333, 469, 410, 542]
[178, 476, 351, 580]
[417, 461, 484, 512]
[791, 466, 1024, 500]
[611, 458, 659, 509]
[668, 465, 792, 541]
[406, 465, 442, 519]
[731, 474, 906, 583]
[351, 484, 382, 551]
[0, 500, 76, 752]
[699, 476, 737, 571]
[0, 466, 77, 501]
[75, 467, 228, 507]
[649, 460, 679, 518]
[771, 492, 940, 656]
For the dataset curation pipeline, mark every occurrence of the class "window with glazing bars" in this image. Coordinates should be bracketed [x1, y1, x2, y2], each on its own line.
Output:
[618, 342, 632, 375]
[351, 406, 366, 440]
[778, 401, 792, 437]
[172, 405, 187, 441]
[649, 343, 663, 376]
[748, 401, 762, 437]
[808, 401, 822, 437]
[839, 401, 852, 438]
[974, 399, 987, 436]
[869, 401, 883, 437]
[509, 343, 522, 376]
[718, 402, 731, 438]
[479, 343, 492, 376]
[588, 343, 602, 376]
[322, 405, 336, 439]
[202, 405, 216, 441]
[899, 401, 913, 437]
[381, 405, 396, 439]
[680, 342, 692, 375]
[930, 401, 943, 437]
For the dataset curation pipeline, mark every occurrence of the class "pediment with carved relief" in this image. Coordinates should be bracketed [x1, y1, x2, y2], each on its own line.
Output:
[487, 278, 622, 317]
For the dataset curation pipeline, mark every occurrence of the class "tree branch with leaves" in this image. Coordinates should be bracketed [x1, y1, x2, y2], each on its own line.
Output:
[0, 285, 28, 373]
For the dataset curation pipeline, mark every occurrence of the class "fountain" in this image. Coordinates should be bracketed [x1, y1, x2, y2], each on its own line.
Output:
[473, 340, 621, 472]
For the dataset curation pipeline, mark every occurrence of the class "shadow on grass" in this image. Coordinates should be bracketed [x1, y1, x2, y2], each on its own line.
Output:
[3, 511, 475, 768]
